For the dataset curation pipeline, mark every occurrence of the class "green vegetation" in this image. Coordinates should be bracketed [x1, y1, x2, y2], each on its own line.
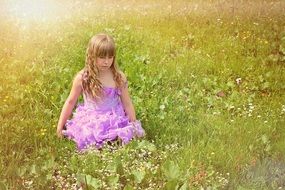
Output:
[0, 0, 284, 189]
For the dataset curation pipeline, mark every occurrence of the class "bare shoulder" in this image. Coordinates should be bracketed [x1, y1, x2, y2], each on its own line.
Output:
[78, 69, 85, 76]
[73, 70, 84, 85]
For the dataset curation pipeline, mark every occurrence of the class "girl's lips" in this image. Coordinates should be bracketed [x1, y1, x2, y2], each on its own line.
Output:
[99, 66, 110, 70]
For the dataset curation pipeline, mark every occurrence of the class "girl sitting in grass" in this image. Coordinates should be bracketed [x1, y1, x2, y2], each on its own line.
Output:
[56, 33, 145, 151]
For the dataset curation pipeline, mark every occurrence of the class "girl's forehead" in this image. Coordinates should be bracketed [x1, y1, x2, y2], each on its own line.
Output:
[97, 43, 115, 56]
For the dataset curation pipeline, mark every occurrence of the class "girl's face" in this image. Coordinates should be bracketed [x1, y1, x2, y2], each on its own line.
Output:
[95, 55, 114, 71]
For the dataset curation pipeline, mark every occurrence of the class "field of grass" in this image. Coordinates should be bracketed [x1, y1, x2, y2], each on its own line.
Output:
[0, 0, 285, 189]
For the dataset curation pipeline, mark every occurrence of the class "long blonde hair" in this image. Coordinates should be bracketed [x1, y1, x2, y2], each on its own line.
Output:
[82, 33, 124, 99]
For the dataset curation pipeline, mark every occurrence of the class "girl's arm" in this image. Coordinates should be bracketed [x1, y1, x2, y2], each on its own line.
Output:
[56, 73, 82, 138]
[119, 72, 137, 122]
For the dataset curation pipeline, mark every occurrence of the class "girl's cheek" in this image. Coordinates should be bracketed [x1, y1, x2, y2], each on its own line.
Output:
[97, 60, 104, 65]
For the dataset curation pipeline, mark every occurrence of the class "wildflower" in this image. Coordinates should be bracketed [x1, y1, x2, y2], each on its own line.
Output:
[159, 104, 165, 110]
[282, 105, 285, 113]
[235, 77, 242, 85]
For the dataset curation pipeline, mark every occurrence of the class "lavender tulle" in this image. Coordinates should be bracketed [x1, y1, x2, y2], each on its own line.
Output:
[62, 86, 145, 150]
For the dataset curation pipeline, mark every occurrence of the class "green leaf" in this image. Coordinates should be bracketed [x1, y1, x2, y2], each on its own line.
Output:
[162, 160, 180, 180]
[107, 175, 119, 186]
[131, 169, 145, 183]
[164, 179, 179, 190]
[137, 140, 157, 152]
[85, 174, 101, 189]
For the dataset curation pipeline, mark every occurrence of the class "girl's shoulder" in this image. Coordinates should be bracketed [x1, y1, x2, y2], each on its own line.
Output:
[73, 69, 84, 83]
[78, 69, 85, 76]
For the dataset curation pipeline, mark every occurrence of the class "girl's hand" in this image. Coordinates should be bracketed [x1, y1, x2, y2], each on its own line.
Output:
[56, 127, 63, 138]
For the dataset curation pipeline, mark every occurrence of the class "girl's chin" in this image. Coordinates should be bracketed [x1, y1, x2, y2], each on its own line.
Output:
[99, 67, 110, 71]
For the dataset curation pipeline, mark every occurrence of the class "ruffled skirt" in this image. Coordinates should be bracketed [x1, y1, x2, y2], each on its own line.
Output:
[62, 104, 145, 150]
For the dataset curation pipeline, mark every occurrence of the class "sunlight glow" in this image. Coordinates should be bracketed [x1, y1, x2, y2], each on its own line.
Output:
[6, 0, 62, 21]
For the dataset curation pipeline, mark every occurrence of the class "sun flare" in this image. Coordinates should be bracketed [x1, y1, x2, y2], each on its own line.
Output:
[5, 0, 62, 21]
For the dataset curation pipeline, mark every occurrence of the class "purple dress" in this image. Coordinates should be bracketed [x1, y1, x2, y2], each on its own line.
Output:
[63, 86, 145, 151]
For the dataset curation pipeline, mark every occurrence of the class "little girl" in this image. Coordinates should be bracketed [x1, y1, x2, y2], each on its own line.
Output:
[56, 33, 145, 151]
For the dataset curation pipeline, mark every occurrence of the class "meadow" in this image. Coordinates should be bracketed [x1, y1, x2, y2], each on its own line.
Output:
[0, 0, 285, 189]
